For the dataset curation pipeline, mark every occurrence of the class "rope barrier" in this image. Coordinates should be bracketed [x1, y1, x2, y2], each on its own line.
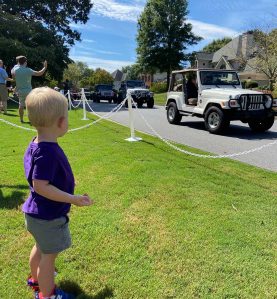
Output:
[0, 97, 127, 133]
[131, 98, 277, 159]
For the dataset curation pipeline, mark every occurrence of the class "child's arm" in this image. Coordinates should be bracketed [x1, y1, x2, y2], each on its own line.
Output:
[33, 179, 92, 207]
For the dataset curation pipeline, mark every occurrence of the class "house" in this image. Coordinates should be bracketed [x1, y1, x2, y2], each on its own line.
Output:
[194, 32, 269, 86]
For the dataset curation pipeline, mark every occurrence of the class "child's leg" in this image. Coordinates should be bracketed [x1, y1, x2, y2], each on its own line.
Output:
[29, 244, 41, 281]
[37, 253, 58, 297]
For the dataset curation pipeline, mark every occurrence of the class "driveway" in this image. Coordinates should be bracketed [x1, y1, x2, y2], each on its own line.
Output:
[87, 101, 277, 172]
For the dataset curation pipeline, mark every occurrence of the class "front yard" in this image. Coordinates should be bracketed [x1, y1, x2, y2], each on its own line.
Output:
[0, 104, 277, 298]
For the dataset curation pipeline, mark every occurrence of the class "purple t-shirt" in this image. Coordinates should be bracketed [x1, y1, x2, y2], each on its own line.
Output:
[22, 139, 75, 220]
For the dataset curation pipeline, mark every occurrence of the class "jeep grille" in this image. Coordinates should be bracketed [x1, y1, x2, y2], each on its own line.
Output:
[239, 95, 266, 111]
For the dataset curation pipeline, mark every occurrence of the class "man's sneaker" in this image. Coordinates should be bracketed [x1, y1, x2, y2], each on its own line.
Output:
[39, 288, 75, 299]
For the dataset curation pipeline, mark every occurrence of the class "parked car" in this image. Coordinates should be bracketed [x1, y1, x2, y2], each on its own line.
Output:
[92, 84, 116, 103]
[118, 80, 154, 108]
[166, 68, 277, 134]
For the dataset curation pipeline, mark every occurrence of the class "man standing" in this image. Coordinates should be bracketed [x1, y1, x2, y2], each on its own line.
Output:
[0, 60, 13, 114]
[13, 56, 47, 122]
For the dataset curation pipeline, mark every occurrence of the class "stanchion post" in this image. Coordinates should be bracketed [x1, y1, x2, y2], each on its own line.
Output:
[81, 88, 89, 120]
[125, 91, 142, 142]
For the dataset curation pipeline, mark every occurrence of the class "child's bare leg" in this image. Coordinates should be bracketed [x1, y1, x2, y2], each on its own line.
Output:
[29, 244, 41, 280]
[38, 253, 58, 297]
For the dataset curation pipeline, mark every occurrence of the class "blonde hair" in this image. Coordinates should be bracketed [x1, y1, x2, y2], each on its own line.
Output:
[26, 87, 68, 127]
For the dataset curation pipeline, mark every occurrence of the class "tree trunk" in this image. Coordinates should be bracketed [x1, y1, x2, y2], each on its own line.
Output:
[166, 70, 171, 90]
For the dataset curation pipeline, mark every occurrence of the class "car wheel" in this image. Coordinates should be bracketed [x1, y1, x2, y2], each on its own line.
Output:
[147, 98, 154, 108]
[204, 106, 229, 134]
[137, 99, 143, 108]
[248, 116, 274, 132]
[167, 102, 182, 124]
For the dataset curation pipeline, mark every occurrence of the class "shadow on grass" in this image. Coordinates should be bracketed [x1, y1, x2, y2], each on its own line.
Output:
[0, 184, 29, 209]
[59, 281, 113, 299]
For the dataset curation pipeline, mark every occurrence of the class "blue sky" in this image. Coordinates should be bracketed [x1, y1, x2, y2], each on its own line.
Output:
[70, 0, 276, 72]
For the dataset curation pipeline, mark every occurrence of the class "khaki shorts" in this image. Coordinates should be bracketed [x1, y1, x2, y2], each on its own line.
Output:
[0, 84, 8, 102]
[18, 92, 30, 108]
[25, 214, 71, 254]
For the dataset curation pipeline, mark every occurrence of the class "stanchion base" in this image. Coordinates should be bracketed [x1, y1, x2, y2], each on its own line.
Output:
[125, 137, 142, 142]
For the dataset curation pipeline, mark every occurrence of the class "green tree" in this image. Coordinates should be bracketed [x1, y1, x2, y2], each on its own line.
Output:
[121, 64, 142, 80]
[137, 0, 201, 86]
[0, 0, 92, 45]
[0, 13, 71, 81]
[91, 69, 114, 86]
[202, 37, 232, 53]
[251, 29, 277, 90]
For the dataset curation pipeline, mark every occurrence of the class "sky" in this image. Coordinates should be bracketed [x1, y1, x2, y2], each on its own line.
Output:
[69, 0, 276, 73]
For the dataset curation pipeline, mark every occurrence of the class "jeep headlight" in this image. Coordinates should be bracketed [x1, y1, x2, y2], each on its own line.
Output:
[265, 95, 272, 108]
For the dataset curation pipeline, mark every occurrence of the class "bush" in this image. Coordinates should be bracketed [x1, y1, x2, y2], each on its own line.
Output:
[150, 82, 167, 93]
[245, 80, 259, 89]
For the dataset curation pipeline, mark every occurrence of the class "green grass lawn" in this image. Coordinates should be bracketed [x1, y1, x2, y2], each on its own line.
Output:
[1, 102, 277, 298]
[154, 92, 167, 106]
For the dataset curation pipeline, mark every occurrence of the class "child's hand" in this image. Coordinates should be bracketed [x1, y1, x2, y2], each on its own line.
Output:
[73, 194, 93, 207]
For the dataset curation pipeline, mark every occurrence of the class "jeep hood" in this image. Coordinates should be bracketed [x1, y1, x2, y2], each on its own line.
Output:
[127, 88, 149, 92]
[202, 88, 263, 100]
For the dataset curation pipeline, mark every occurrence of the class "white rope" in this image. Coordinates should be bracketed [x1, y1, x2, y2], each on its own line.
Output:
[132, 98, 277, 159]
[0, 97, 127, 133]
[70, 100, 82, 109]
[8, 97, 19, 104]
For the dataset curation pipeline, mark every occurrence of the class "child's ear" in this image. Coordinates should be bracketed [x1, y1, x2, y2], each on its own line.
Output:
[57, 116, 65, 128]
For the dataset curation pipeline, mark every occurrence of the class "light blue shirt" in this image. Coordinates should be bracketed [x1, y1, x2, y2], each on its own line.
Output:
[15, 66, 34, 94]
[0, 67, 8, 84]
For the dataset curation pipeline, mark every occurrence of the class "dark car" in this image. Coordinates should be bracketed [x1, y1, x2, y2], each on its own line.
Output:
[118, 80, 154, 108]
[92, 84, 117, 103]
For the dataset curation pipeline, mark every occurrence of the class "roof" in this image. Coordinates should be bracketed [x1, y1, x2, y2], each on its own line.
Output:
[171, 68, 237, 74]
[196, 52, 214, 61]
[212, 36, 241, 63]
[111, 69, 123, 81]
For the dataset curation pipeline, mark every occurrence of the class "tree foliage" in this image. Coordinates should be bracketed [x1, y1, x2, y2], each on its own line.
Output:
[251, 29, 277, 89]
[137, 0, 201, 85]
[63, 63, 114, 89]
[0, 14, 72, 81]
[121, 64, 142, 80]
[202, 37, 232, 53]
[0, 0, 92, 45]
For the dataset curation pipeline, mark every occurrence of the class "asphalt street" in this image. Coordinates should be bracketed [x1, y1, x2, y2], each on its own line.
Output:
[87, 101, 277, 172]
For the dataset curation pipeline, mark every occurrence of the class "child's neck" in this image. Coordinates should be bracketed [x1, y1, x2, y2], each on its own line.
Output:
[36, 128, 59, 143]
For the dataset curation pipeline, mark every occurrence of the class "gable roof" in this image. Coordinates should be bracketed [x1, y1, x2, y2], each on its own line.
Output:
[212, 36, 241, 63]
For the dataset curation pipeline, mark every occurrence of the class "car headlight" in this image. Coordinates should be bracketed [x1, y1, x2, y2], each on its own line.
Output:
[265, 95, 272, 108]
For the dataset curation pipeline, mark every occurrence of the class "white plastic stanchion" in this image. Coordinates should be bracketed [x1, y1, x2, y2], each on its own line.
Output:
[81, 88, 89, 120]
[125, 92, 142, 142]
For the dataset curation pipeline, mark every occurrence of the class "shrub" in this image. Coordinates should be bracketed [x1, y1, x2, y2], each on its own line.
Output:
[245, 80, 259, 89]
[150, 82, 167, 93]
[273, 83, 277, 98]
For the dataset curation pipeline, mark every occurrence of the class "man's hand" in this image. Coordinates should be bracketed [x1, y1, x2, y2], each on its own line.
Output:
[43, 60, 48, 69]
[73, 194, 93, 207]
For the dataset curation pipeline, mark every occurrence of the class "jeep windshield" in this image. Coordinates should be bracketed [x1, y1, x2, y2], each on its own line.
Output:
[126, 81, 145, 88]
[200, 71, 240, 86]
[96, 85, 112, 90]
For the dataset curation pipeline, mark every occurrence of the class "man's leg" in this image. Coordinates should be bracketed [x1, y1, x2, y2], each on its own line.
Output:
[37, 253, 58, 297]
[29, 244, 41, 281]
[19, 105, 24, 122]
[2, 99, 7, 114]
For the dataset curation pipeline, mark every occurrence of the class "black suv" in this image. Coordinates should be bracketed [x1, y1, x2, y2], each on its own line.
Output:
[118, 80, 154, 108]
[92, 84, 117, 103]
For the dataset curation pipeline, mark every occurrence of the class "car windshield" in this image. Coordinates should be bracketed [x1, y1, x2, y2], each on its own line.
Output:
[200, 71, 240, 86]
[97, 85, 112, 90]
[126, 81, 145, 88]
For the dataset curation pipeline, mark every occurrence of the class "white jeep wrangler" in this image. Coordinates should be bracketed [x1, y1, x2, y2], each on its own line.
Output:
[166, 69, 277, 134]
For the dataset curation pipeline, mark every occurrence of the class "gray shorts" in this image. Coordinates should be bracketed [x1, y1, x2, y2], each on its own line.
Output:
[18, 92, 30, 107]
[25, 214, 71, 254]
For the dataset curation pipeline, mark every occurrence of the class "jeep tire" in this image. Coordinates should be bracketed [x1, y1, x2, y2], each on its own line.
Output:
[147, 98, 154, 108]
[204, 106, 230, 134]
[167, 102, 182, 124]
[248, 116, 274, 132]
